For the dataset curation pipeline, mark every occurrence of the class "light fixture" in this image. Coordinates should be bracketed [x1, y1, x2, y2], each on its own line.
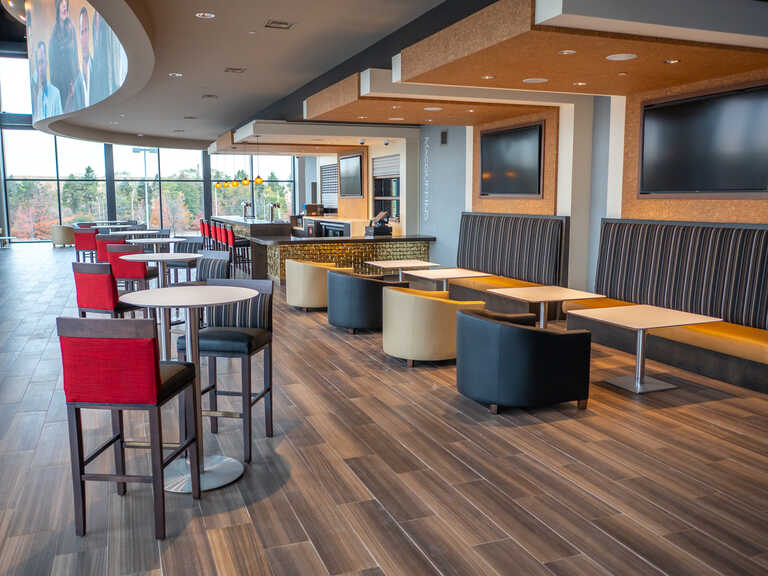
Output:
[183, 115, 198, 120]
[222, 181, 230, 188]
[425, 119, 433, 123]
[617, 72, 629, 77]
[242, 178, 249, 186]
[605, 53, 637, 61]
[481, 74, 496, 80]
[664, 58, 680, 64]
[195, 12, 215, 19]
[173, 129, 185, 133]
[392, 105, 401, 109]
[201, 94, 218, 100]
[558, 49, 577, 55]
[523, 78, 548, 84]
[232, 180, 239, 187]
[254, 136, 263, 185]
[137, 133, 144, 137]
[109, 121, 119, 125]
[119, 113, 126, 118]
[168, 72, 184, 78]
[573, 81, 588, 86]
[357, 115, 368, 120]
[224, 67, 247, 74]
[466, 109, 475, 113]
[215, 182, 221, 189]
[424, 106, 442, 111]
[388, 117, 405, 121]
[265, 19, 294, 30]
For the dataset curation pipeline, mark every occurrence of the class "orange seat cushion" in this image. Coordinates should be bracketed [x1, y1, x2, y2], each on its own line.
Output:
[449, 275, 539, 292]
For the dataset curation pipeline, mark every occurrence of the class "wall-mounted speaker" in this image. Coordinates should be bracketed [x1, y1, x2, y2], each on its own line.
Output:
[440, 131, 448, 145]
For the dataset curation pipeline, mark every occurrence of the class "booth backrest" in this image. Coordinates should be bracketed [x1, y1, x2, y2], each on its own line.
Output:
[595, 219, 768, 330]
[456, 212, 569, 286]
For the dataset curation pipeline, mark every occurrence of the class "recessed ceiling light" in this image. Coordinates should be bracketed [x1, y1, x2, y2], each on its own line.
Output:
[425, 119, 433, 123]
[109, 121, 119, 125]
[357, 115, 368, 119]
[137, 133, 144, 137]
[195, 12, 215, 19]
[201, 94, 218, 100]
[617, 72, 629, 77]
[481, 74, 496, 80]
[392, 105, 401, 109]
[224, 67, 247, 74]
[168, 72, 183, 78]
[573, 81, 588, 86]
[423, 106, 442, 111]
[605, 53, 637, 61]
[466, 109, 475, 113]
[523, 78, 548, 84]
[265, 19, 294, 30]
[183, 115, 198, 120]
[119, 113, 126, 118]
[664, 58, 681, 64]
[388, 117, 404, 121]
[558, 49, 577, 55]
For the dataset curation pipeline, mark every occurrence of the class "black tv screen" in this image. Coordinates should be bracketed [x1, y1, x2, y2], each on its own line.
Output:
[339, 155, 362, 197]
[480, 123, 542, 196]
[642, 85, 768, 194]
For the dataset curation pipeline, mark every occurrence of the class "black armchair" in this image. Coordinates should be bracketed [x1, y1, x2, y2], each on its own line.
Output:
[327, 270, 408, 333]
[456, 309, 591, 413]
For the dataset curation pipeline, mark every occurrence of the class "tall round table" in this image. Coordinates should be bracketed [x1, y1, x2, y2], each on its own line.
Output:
[120, 253, 202, 359]
[120, 284, 260, 492]
[127, 237, 184, 252]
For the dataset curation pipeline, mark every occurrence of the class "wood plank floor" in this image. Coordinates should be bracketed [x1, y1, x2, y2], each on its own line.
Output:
[1, 244, 767, 575]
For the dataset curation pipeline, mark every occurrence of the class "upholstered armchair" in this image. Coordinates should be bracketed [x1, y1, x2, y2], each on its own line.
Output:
[327, 270, 408, 333]
[285, 260, 353, 310]
[51, 225, 75, 247]
[456, 309, 591, 413]
[382, 287, 485, 367]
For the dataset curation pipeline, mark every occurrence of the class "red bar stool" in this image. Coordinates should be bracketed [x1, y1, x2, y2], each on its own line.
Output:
[57, 317, 200, 540]
[95, 234, 125, 263]
[72, 262, 143, 318]
[74, 228, 98, 262]
[107, 244, 160, 290]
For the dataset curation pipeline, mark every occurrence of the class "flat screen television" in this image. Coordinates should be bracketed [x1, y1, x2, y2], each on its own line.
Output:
[339, 155, 363, 197]
[641, 85, 768, 194]
[480, 123, 542, 196]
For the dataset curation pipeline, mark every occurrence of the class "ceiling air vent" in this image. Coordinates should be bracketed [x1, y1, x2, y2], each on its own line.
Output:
[265, 20, 294, 30]
[224, 67, 247, 74]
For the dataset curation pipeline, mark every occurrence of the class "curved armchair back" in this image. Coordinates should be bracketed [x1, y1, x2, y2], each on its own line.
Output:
[327, 270, 408, 331]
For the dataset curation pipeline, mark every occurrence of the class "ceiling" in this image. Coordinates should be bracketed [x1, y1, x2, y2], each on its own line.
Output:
[44, 0, 443, 145]
[0, 1, 25, 44]
[308, 96, 552, 125]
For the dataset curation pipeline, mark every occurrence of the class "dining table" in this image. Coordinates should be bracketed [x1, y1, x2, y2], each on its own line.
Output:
[127, 237, 183, 252]
[364, 259, 439, 281]
[488, 285, 606, 328]
[402, 267, 491, 291]
[120, 284, 260, 492]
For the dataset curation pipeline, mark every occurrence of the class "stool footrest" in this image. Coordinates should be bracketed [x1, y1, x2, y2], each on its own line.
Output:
[202, 409, 242, 419]
[83, 433, 121, 467]
[83, 473, 152, 484]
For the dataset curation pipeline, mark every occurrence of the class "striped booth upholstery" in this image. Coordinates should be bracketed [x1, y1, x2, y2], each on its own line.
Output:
[568, 219, 768, 392]
[205, 283, 272, 331]
[197, 250, 231, 281]
[456, 213, 569, 285]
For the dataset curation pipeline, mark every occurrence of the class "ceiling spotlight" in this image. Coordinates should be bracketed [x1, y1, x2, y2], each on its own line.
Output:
[605, 53, 637, 61]
[523, 78, 548, 84]
[137, 133, 144, 137]
[224, 67, 247, 74]
[265, 19, 294, 30]
[168, 72, 184, 78]
[664, 58, 681, 64]
[195, 12, 215, 19]
[424, 106, 442, 111]
[357, 115, 368, 120]
[481, 74, 496, 80]
[466, 109, 475, 113]
[617, 72, 629, 77]
[573, 81, 588, 86]
[119, 113, 126, 118]
[109, 121, 119, 125]
[558, 49, 577, 55]
[425, 119, 433, 123]
[392, 105, 401, 109]
[201, 94, 218, 100]
[388, 117, 405, 121]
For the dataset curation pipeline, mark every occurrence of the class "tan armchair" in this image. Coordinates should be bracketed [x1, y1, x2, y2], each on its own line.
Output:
[285, 259, 353, 310]
[382, 287, 485, 366]
[51, 225, 75, 247]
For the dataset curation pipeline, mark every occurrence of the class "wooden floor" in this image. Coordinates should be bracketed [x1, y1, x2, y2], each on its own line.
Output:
[1, 244, 768, 575]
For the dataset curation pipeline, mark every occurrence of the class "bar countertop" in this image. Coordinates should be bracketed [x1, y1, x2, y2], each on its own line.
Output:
[212, 215, 291, 226]
[249, 234, 436, 246]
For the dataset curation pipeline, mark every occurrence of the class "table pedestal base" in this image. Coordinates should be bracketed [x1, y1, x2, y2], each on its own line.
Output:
[606, 374, 677, 394]
[164, 454, 244, 493]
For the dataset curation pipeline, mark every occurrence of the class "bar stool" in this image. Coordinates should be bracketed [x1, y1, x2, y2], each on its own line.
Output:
[57, 317, 200, 540]
[95, 234, 126, 262]
[106, 244, 160, 290]
[177, 279, 273, 462]
[74, 228, 98, 262]
[72, 262, 144, 318]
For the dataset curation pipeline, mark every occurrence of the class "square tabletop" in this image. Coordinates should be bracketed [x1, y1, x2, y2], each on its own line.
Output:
[567, 304, 720, 331]
[403, 268, 491, 281]
[488, 286, 606, 304]
[365, 259, 439, 270]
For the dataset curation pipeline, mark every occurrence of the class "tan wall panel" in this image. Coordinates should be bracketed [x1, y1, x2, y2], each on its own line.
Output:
[337, 148, 370, 220]
[472, 108, 559, 215]
[622, 68, 768, 223]
[305, 73, 360, 119]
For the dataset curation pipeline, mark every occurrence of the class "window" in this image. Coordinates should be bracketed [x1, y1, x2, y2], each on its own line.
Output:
[57, 137, 106, 178]
[115, 180, 159, 227]
[5, 180, 58, 240]
[113, 144, 159, 180]
[159, 148, 202, 180]
[0, 57, 32, 115]
[3, 129, 56, 178]
[253, 155, 294, 217]
[159, 148, 203, 234]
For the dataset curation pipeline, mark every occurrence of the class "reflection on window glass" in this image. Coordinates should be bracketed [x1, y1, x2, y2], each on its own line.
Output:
[2, 129, 57, 178]
[60, 180, 107, 225]
[255, 181, 293, 220]
[115, 180, 158, 228]
[113, 144, 159, 179]
[159, 148, 202, 179]
[253, 155, 292, 181]
[213, 181, 251, 217]
[6, 180, 59, 240]
[161, 180, 203, 234]
[0, 57, 32, 115]
[211, 154, 251, 181]
[56, 136, 106, 178]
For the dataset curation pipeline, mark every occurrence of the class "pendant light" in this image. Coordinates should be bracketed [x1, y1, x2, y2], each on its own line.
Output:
[254, 135, 263, 186]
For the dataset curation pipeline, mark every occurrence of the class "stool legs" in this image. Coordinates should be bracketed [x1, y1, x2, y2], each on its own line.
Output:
[209, 358, 218, 434]
[264, 344, 273, 438]
[242, 356, 252, 463]
[148, 406, 165, 540]
[67, 406, 86, 536]
[111, 410, 127, 495]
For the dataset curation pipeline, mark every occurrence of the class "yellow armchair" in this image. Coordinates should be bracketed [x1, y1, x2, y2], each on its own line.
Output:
[382, 287, 485, 366]
[51, 225, 75, 247]
[285, 259, 353, 310]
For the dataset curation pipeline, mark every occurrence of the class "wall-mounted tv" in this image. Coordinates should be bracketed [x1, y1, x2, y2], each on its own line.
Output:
[641, 85, 768, 194]
[480, 123, 542, 196]
[339, 155, 363, 197]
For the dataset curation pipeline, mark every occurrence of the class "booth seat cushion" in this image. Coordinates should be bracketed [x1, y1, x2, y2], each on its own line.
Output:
[449, 275, 539, 292]
[178, 327, 271, 355]
[565, 298, 768, 366]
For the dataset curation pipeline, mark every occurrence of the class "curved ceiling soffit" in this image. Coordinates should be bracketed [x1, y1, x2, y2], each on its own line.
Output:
[32, 0, 198, 148]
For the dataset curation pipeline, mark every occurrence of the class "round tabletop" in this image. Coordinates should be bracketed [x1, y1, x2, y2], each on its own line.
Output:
[120, 252, 202, 263]
[99, 224, 135, 228]
[109, 230, 164, 236]
[120, 285, 258, 309]
[127, 237, 183, 244]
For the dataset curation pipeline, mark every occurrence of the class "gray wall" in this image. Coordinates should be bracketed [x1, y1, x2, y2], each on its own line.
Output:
[587, 96, 611, 291]
[419, 125, 466, 267]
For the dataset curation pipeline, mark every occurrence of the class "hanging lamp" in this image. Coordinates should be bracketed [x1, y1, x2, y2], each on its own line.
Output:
[254, 135, 263, 185]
